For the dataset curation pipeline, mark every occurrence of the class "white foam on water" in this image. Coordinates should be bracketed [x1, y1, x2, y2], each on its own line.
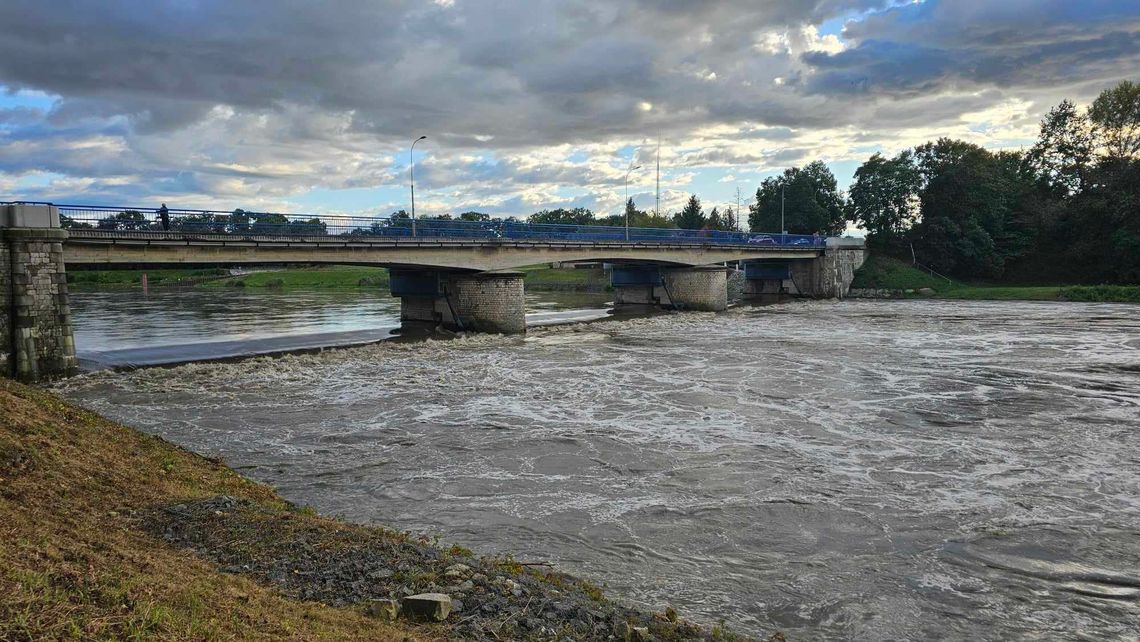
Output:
[54, 299, 1140, 640]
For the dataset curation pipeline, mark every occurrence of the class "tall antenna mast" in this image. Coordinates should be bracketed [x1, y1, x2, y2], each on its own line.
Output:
[655, 137, 661, 217]
[735, 186, 742, 231]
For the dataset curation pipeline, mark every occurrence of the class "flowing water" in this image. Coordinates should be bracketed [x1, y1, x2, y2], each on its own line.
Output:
[55, 297, 1140, 640]
[69, 288, 612, 368]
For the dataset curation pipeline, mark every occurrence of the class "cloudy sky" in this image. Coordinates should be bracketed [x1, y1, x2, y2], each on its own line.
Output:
[1, 0, 1138, 221]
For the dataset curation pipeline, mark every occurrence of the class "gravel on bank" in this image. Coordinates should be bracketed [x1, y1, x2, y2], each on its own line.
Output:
[144, 495, 754, 641]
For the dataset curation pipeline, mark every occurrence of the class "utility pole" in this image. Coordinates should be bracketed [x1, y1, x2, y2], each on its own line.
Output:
[624, 161, 642, 241]
[780, 184, 786, 235]
[734, 186, 743, 231]
[410, 135, 427, 237]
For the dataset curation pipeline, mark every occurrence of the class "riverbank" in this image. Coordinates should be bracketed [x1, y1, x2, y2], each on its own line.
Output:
[0, 378, 747, 641]
[69, 265, 610, 293]
[851, 255, 1140, 303]
[67, 267, 232, 289]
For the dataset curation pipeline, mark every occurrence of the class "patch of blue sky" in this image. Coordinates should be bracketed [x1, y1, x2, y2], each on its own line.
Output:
[0, 86, 57, 111]
[13, 172, 64, 189]
[291, 186, 404, 215]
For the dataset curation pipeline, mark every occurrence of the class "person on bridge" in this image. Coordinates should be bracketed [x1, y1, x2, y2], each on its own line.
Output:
[157, 203, 170, 231]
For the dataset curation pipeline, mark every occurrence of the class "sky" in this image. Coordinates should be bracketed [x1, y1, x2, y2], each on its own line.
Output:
[1, 0, 1138, 223]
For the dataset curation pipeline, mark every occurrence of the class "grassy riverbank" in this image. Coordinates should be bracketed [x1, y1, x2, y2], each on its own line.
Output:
[204, 266, 390, 290]
[0, 378, 743, 641]
[77, 264, 610, 292]
[852, 256, 1140, 303]
[67, 268, 231, 289]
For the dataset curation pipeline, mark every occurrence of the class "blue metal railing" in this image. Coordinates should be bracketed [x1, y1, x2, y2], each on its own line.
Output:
[5, 202, 826, 248]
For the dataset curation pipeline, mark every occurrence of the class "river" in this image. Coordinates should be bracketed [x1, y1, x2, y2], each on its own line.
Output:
[54, 294, 1140, 640]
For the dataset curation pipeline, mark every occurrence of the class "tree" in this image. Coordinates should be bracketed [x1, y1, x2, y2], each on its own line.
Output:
[60, 214, 93, 229]
[624, 197, 638, 223]
[722, 206, 739, 231]
[1029, 99, 1094, 194]
[848, 151, 922, 251]
[458, 211, 490, 221]
[614, 198, 674, 228]
[749, 161, 846, 235]
[908, 139, 1025, 279]
[706, 207, 736, 231]
[528, 207, 596, 225]
[673, 194, 706, 230]
[97, 210, 149, 231]
[1089, 80, 1140, 161]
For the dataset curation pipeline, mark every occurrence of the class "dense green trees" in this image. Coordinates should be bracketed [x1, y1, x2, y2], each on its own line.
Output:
[847, 151, 921, 252]
[851, 79, 1140, 283]
[529, 207, 597, 225]
[748, 161, 846, 235]
[673, 195, 707, 229]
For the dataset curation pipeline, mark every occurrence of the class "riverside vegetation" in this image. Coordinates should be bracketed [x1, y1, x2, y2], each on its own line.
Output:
[68, 264, 609, 293]
[69, 261, 1140, 303]
[851, 256, 1140, 302]
[0, 378, 758, 641]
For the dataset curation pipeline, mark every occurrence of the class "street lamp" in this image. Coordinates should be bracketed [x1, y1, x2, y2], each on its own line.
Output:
[624, 162, 642, 241]
[410, 135, 427, 237]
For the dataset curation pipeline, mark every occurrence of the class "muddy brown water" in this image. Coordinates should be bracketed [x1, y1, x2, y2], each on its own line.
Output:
[57, 296, 1140, 640]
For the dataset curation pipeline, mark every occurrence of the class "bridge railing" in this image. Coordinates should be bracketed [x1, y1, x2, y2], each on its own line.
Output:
[14, 203, 826, 248]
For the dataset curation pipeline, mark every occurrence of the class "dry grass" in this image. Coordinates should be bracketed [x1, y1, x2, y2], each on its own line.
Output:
[0, 378, 439, 641]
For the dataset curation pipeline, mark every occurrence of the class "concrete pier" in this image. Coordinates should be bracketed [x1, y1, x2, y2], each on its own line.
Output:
[741, 239, 866, 300]
[1, 204, 77, 381]
[391, 270, 526, 334]
[611, 264, 729, 312]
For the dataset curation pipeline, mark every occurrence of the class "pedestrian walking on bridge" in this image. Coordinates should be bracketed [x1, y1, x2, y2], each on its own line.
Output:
[157, 203, 170, 231]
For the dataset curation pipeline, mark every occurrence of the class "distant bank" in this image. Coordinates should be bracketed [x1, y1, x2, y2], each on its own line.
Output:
[67, 264, 610, 293]
[850, 255, 1140, 303]
[68, 260, 1140, 303]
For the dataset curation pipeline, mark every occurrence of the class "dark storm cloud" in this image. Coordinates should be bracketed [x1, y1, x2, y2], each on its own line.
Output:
[0, 0, 1138, 205]
[803, 0, 1140, 96]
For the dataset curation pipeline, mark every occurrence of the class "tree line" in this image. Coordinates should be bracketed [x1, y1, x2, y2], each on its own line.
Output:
[65, 79, 1138, 283]
[849, 80, 1140, 284]
[519, 80, 1140, 284]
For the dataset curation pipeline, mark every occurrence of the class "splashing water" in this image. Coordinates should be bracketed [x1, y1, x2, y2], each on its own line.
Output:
[56, 299, 1140, 640]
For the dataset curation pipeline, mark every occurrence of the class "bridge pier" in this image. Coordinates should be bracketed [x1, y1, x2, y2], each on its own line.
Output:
[391, 269, 526, 334]
[611, 265, 728, 312]
[1, 204, 77, 381]
[741, 240, 866, 300]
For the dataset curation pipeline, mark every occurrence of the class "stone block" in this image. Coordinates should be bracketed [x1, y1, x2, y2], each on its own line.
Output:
[401, 593, 452, 621]
[2, 204, 61, 228]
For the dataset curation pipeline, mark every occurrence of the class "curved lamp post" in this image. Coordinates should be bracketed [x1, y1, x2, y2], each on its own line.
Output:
[624, 162, 642, 241]
[410, 135, 427, 237]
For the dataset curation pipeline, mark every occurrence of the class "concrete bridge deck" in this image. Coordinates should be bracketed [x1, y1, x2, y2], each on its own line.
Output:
[2, 202, 864, 381]
[61, 228, 823, 271]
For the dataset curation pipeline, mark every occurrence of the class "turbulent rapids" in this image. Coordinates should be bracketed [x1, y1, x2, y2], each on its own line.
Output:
[56, 299, 1140, 640]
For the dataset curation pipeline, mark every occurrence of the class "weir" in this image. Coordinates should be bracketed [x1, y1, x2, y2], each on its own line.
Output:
[1, 201, 865, 381]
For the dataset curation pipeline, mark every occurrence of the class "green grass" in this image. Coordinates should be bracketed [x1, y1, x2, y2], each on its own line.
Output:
[850, 255, 950, 291]
[204, 266, 390, 290]
[852, 255, 1139, 303]
[67, 268, 229, 288]
[519, 265, 608, 291]
[940, 286, 1062, 300]
[1059, 285, 1140, 302]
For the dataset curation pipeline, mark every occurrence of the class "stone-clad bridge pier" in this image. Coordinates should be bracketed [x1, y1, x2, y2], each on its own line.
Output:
[1, 203, 865, 381]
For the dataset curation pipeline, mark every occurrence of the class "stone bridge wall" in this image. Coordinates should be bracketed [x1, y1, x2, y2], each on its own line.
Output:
[1, 225, 77, 381]
[1, 241, 11, 376]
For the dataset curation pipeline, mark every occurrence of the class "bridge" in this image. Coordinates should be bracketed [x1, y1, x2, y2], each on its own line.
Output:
[1, 202, 865, 381]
